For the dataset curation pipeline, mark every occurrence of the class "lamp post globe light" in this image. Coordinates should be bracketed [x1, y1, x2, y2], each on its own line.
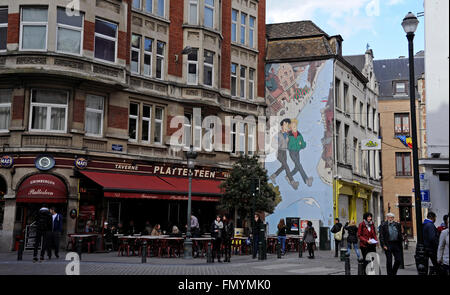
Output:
[184, 145, 198, 259]
[401, 12, 427, 275]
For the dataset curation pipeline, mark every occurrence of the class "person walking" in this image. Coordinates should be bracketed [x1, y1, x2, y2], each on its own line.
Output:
[437, 216, 449, 276]
[331, 218, 344, 258]
[33, 205, 52, 262]
[251, 213, 263, 259]
[379, 213, 403, 275]
[277, 219, 287, 255]
[49, 207, 63, 259]
[287, 119, 313, 187]
[303, 221, 317, 259]
[358, 212, 378, 274]
[437, 214, 448, 234]
[211, 215, 224, 262]
[222, 215, 234, 263]
[423, 211, 440, 275]
[344, 220, 361, 260]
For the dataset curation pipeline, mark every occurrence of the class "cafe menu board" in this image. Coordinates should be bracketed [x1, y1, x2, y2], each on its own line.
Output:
[25, 224, 39, 250]
[286, 217, 300, 235]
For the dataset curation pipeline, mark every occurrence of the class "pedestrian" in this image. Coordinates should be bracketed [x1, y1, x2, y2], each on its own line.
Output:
[437, 214, 449, 276]
[222, 215, 234, 262]
[423, 211, 440, 275]
[250, 213, 263, 259]
[358, 212, 378, 274]
[49, 207, 63, 259]
[344, 220, 361, 260]
[277, 219, 287, 255]
[33, 205, 52, 262]
[191, 214, 200, 238]
[331, 218, 344, 258]
[303, 221, 317, 259]
[437, 214, 448, 234]
[211, 215, 223, 262]
[379, 213, 403, 275]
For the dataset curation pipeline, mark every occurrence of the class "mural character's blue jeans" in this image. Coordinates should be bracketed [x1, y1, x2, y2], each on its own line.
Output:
[347, 242, 361, 259]
[278, 236, 286, 253]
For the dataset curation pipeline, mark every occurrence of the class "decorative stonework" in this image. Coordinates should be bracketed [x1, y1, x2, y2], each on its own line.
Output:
[145, 20, 155, 31]
[130, 78, 142, 87]
[187, 31, 200, 41]
[22, 135, 71, 147]
[93, 65, 119, 77]
[0, 57, 5, 65]
[155, 84, 167, 93]
[132, 16, 143, 27]
[83, 139, 107, 152]
[16, 56, 46, 65]
[186, 89, 199, 96]
[143, 81, 154, 89]
[54, 58, 84, 70]
[202, 91, 216, 99]
[96, 0, 120, 14]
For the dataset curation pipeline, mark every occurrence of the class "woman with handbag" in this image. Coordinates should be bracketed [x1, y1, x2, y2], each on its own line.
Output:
[303, 221, 317, 259]
[345, 220, 361, 260]
[211, 215, 224, 262]
[358, 212, 378, 274]
[277, 219, 287, 255]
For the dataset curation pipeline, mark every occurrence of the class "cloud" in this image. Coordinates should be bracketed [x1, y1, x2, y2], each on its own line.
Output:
[387, 0, 404, 5]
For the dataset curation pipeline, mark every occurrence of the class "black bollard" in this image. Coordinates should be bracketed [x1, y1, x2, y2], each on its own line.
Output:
[344, 253, 351, 275]
[277, 242, 281, 259]
[258, 241, 262, 260]
[358, 258, 365, 275]
[206, 242, 213, 263]
[299, 239, 303, 258]
[141, 240, 147, 263]
[17, 239, 24, 261]
[77, 238, 82, 261]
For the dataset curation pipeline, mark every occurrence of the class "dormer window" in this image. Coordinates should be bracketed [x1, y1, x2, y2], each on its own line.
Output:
[395, 81, 407, 95]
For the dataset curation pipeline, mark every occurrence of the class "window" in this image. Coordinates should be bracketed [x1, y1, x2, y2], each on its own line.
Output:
[395, 82, 406, 94]
[240, 66, 246, 98]
[94, 18, 117, 63]
[238, 122, 245, 154]
[20, 7, 48, 51]
[336, 121, 341, 162]
[0, 8, 8, 51]
[189, 0, 198, 25]
[353, 96, 358, 122]
[184, 113, 192, 148]
[249, 68, 255, 100]
[249, 16, 255, 48]
[203, 50, 214, 87]
[366, 104, 370, 128]
[396, 152, 412, 176]
[56, 7, 83, 55]
[343, 83, 349, 113]
[157, 0, 165, 17]
[144, 38, 153, 76]
[231, 9, 237, 42]
[353, 138, 359, 173]
[193, 110, 202, 150]
[204, 121, 214, 152]
[335, 78, 341, 109]
[156, 41, 165, 79]
[230, 121, 236, 154]
[373, 108, 377, 132]
[85, 95, 104, 136]
[132, 0, 141, 9]
[154, 107, 163, 144]
[231, 63, 237, 96]
[145, 0, 153, 13]
[240, 13, 246, 45]
[187, 48, 198, 85]
[359, 102, 363, 126]
[129, 102, 139, 141]
[131, 34, 141, 74]
[344, 124, 349, 164]
[394, 113, 410, 136]
[142, 105, 152, 143]
[30, 89, 68, 132]
[0, 89, 12, 132]
[248, 124, 255, 155]
[204, 0, 214, 28]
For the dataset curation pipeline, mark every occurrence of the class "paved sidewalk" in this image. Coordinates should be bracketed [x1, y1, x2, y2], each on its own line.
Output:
[0, 247, 419, 275]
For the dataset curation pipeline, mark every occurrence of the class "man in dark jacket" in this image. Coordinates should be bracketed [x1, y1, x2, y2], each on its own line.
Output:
[49, 207, 63, 259]
[423, 211, 439, 275]
[331, 218, 344, 258]
[251, 214, 263, 259]
[379, 213, 403, 275]
[222, 215, 234, 263]
[33, 205, 52, 262]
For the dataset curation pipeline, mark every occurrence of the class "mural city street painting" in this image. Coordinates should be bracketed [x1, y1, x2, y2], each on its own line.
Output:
[264, 60, 335, 234]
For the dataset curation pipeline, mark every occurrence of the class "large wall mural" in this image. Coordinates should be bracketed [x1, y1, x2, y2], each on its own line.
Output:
[265, 59, 334, 234]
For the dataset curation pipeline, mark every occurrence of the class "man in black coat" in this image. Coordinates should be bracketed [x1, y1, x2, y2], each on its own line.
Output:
[251, 213, 263, 259]
[379, 213, 403, 275]
[49, 207, 63, 259]
[423, 211, 439, 275]
[331, 218, 344, 258]
[33, 205, 53, 262]
[222, 215, 234, 263]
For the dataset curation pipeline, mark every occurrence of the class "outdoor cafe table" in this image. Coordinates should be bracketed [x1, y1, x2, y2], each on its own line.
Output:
[192, 237, 213, 257]
[68, 234, 98, 253]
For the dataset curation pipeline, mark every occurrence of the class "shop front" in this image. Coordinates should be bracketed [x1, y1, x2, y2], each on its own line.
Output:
[334, 179, 372, 225]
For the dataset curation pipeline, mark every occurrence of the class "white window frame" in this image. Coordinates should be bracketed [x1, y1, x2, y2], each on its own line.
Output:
[238, 121, 245, 154]
[184, 113, 192, 149]
[131, 34, 141, 74]
[240, 66, 246, 99]
[56, 8, 84, 56]
[141, 104, 152, 143]
[19, 7, 48, 52]
[249, 68, 255, 100]
[204, 0, 214, 28]
[84, 94, 104, 137]
[231, 9, 237, 43]
[94, 18, 118, 64]
[231, 63, 237, 97]
[143, 37, 153, 77]
[240, 12, 246, 45]
[29, 89, 69, 133]
[129, 102, 139, 142]
[187, 49, 198, 85]
[249, 16, 255, 48]
[154, 106, 164, 144]
[0, 89, 12, 133]
[247, 123, 255, 155]
[155, 41, 165, 79]
[0, 8, 8, 53]
[230, 121, 237, 154]
[203, 50, 214, 87]
[189, 0, 198, 25]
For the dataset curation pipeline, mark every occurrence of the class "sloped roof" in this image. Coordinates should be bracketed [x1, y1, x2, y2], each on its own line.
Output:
[344, 55, 366, 73]
[266, 20, 328, 40]
[267, 37, 334, 61]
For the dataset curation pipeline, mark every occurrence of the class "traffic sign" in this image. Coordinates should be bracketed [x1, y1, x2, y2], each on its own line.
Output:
[421, 202, 432, 209]
[420, 190, 430, 202]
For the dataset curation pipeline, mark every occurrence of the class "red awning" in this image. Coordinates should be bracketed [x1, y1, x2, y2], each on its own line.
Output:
[80, 171, 223, 202]
[17, 174, 67, 203]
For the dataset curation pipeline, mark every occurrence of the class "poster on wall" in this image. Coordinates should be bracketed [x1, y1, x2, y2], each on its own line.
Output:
[286, 217, 300, 235]
[265, 60, 335, 235]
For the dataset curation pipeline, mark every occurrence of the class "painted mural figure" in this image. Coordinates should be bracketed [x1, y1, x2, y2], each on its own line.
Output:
[287, 119, 313, 187]
[270, 119, 299, 190]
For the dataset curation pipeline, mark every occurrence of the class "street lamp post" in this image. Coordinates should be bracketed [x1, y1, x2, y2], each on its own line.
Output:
[184, 145, 198, 259]
[401, 12, 427, 275]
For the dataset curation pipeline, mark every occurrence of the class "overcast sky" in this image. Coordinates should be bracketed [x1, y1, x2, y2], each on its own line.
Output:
[266, 0, 425, 60]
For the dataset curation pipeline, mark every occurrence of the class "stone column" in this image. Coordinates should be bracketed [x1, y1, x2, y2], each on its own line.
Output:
[0, 198, 16, 251]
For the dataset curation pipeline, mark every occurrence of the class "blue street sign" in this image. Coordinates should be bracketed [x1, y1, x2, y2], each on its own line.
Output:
[112, 144, 123, 152]
[420, 190, 430, 202]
